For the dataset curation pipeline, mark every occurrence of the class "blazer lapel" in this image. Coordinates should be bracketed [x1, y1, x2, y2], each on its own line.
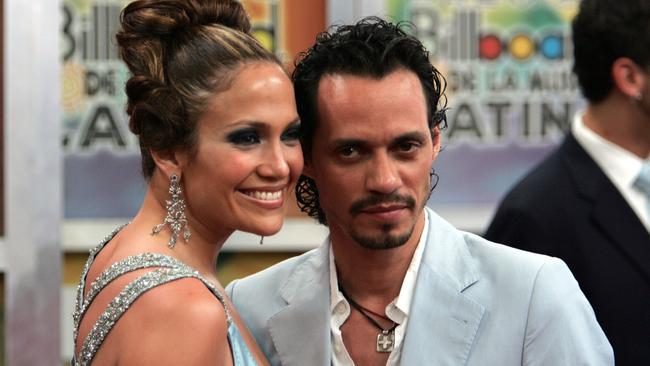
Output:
[402, 209, 485, 365]
[266, 243, 331, 366]
[562, 134, 650, 284]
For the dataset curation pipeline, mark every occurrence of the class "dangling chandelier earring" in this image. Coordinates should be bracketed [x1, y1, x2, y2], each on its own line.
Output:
[152, 174, 191, 248]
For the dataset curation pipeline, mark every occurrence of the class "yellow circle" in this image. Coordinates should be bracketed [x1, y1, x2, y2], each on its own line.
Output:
[509, 34, 535, 60]
[253, 30, 274, 52]
[62, 62, 86, 113]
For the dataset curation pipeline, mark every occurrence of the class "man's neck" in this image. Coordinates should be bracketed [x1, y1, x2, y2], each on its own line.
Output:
[584, 94, 650, 159]
[331, 211, 426, 306]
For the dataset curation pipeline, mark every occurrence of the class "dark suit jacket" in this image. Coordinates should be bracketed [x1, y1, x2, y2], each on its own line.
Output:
[485, 133, 650, 366]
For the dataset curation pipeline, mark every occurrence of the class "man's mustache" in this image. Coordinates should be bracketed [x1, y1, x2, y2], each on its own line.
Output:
[349, 193, 416, 215]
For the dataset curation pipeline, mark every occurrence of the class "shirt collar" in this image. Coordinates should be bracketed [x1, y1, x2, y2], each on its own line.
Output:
[328, 209, 430, 322]
[329, 241, 345, 314]
[392, 208, 429, 318]
[572, 111, 648, 191]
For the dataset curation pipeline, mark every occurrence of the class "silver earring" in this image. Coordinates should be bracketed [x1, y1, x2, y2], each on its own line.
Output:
[151, 174, 191, 248]
[635, 92, 643, 101]
[259, 236, 265, 245]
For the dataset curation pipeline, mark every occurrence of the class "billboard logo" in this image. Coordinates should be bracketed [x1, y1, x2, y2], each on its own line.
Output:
[412, 8, 568, 62]
[479, 33, 565, 60]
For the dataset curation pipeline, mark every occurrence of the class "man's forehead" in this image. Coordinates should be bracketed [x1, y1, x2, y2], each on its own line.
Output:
[317, 69, 422, 97]
[313, 70, 430, 143]
[316, 70, 425, 115]
[320, 122, 430, 142]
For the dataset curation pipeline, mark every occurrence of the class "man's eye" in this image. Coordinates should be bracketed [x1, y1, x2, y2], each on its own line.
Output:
[397, 142, 419, 153]
[227, 129, 261, 146]
[338, 146, 360, 158]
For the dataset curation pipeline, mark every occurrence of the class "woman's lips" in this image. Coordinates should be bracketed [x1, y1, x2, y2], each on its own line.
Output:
[238, 189, 285, 209]
[242, 190, 283, 201]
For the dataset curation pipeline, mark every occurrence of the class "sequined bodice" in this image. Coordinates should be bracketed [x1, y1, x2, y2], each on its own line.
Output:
[72, 225, 259, 366]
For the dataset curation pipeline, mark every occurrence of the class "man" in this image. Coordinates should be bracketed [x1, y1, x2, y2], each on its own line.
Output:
[485, 1, 650, 365]
[227, 17, 612, 365]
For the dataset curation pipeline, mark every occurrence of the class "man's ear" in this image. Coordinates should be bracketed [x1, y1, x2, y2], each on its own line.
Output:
[150, 148, 183, 178]
[302, 159, 315, 179]
[612, 57, 646, 98]
[431, 126, 442, 160]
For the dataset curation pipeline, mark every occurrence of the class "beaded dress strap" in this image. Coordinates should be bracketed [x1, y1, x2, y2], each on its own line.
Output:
[74, 224, 128, 322]
[72, 253, 186, 344]
[76, 266, 231, 366]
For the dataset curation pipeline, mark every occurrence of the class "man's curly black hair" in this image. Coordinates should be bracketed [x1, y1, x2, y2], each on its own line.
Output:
[293, 16, 447, 225]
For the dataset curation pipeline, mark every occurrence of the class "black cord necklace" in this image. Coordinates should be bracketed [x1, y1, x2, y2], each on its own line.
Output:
[339, 286, 398, 353]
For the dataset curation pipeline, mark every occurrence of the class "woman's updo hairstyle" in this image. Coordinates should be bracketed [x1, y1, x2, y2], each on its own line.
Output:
[116, 0, 279, 179]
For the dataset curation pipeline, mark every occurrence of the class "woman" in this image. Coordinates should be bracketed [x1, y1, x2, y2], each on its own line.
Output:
[72, 0, 302, 364]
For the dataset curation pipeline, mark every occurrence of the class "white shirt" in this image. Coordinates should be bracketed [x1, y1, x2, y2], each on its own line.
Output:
[572, 111, 650, 232]
[329, 209, 429, 366]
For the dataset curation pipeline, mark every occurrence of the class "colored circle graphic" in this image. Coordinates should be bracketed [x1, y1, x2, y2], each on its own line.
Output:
[253, 30, 274, 52]
[509, 34, 535, 60]
[479, 35, 502, 60]
[540, 35, 563, 60]
[62, 62, 86, 114]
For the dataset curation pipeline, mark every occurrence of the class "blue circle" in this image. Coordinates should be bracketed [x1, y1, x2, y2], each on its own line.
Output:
[540, 35, 563, 60]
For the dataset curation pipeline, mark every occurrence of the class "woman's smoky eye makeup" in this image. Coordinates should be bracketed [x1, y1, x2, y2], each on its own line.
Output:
[226, 121, 301, 147]
[226, 127, 261, 146]
[281, 122, 301, 142]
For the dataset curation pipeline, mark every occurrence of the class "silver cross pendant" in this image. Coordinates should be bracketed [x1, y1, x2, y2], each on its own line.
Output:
[376, 330, 395, 353]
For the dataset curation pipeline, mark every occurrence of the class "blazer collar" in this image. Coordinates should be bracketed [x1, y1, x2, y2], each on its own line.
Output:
[562, 133, 650, 283]
[401, 208, 485, 364]
[267, 242, 331, 366]
[267, 208, 486, 365]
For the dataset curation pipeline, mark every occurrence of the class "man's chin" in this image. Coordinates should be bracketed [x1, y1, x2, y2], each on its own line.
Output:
[351, 228, 413, 250]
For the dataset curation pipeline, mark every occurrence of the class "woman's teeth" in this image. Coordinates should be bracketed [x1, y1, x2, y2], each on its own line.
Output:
[244, 190, 282, 200]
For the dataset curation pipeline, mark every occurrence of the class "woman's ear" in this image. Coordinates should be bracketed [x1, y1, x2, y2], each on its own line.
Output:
[150, 148, 182, 179]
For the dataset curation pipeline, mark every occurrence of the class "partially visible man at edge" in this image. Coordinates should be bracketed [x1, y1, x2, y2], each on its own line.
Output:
[227, 17, 613, 366]
[486, 1, 650, 364]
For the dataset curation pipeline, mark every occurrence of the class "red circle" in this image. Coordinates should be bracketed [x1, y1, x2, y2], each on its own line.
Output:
[479, 35, 502, 60]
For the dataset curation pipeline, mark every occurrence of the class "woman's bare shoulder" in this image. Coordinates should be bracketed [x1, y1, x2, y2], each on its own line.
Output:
[115, 277, 232, 365]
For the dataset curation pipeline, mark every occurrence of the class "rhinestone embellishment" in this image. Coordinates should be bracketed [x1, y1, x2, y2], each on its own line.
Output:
[72, 225, 229, 365]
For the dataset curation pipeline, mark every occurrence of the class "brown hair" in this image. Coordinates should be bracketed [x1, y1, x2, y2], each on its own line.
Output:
[116, 0, 279, 178]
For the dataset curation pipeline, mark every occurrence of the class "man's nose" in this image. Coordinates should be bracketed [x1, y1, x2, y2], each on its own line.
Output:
[365, 152, 400, 194]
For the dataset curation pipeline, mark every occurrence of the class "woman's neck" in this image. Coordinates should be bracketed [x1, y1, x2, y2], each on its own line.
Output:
[135, 187, 232, 280]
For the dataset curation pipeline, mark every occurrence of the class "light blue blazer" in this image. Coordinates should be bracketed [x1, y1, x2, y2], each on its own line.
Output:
[226, 208, 613, 365]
